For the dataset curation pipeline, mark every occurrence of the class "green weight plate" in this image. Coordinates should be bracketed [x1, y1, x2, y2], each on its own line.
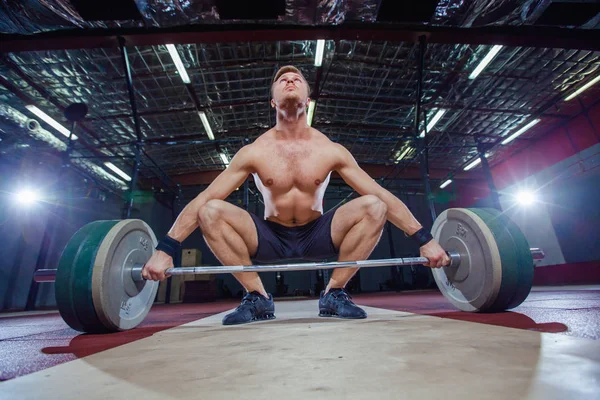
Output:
[431, 208, 503, 312]
[55, 220, 118, 332]
[91, 219, 158, 331]
[72, 220, 121, 333]
[55, 221, 101, 332]
[468, 209, 519, 312]
[479, 208, 534, 309]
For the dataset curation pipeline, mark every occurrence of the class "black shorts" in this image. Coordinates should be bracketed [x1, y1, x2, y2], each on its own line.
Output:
[249, 209, 339, 264]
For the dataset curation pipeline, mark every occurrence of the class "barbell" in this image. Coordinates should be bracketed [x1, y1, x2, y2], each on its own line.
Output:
[33, 208, 543, 333]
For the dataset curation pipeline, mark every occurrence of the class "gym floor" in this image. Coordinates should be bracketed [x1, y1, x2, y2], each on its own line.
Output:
[1, 286, 598, 399]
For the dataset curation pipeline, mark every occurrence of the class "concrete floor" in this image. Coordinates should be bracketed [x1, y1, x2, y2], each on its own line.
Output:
[1, 299, 599, 400]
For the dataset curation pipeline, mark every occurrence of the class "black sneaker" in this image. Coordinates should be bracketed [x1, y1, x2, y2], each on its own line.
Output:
[319, 288, 367, 319]
[222, 291, 276, 325]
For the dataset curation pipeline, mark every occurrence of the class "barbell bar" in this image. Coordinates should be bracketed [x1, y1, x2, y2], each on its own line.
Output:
[34, 208, 545, 333]
[33, 248, 544, 283]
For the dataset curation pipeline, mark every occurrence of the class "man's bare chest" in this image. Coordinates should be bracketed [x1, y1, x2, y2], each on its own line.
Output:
[253, 145, 333, 192]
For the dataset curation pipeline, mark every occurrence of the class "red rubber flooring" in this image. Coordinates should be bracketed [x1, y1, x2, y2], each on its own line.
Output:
[0, 288, 598, 382]
[0, 301, 238, 382]
[356, 288, 600, 340]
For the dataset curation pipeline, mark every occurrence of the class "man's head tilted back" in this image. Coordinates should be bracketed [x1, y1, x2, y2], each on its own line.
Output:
[271, 65, 311, 109]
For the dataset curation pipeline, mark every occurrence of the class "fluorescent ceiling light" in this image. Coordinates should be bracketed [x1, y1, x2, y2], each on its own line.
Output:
[501, 119, 541, 145]
[25, 105, 77, 140]
[419, 109, 446, 138]
[198, 111, 214, 140]
[464, 157, 482, 171]
[468, 45, 503, 80]
[565, 74, 600, 101]
[440, 179, 452, 189]
[104, 162, 131, 181]
[394, 147, 412, 163]
[166, 44, 191, 84]
[315, 40, 325, 67]
[219, 153, 229, 166]
[307, 100, 316, 126]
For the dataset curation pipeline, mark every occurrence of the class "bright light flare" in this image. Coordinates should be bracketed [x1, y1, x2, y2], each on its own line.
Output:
[16, 189, 40, 205]
[517, 191, 536, 206]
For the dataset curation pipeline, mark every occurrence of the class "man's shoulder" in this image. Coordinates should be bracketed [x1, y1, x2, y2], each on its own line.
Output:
[309, 127, 338, 146]
[252, 128, 276, 145]
[239, 130, 273, 158]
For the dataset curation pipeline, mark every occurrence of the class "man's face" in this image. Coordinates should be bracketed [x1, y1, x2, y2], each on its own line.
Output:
[271, 72, 310, 109]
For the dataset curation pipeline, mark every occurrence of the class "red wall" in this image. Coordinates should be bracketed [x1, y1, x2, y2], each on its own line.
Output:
[533, 261, 600, 285]
[451, 100, 600, 208]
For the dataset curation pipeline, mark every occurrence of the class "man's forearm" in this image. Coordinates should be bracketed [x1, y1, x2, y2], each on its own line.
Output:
[165, 194, 208, 242]
[378, 189, 423, 235]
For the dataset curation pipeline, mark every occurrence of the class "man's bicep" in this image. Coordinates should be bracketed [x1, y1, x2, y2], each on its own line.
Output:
[335, 145, 381, 196]
[198, 147, 253, 200]
[202, 168, 249, 200]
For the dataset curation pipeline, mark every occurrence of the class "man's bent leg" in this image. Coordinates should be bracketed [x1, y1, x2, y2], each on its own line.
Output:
[328, 195, 388, 291]
[318, 195, 387, 319]
[198, 200, 274, 325]
[198, 199, 267, 298]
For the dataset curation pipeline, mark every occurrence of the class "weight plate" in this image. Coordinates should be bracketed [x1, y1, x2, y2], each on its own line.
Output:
[468, 209, 519, 312]
[56, 220, 119, 332]
[431, 208, 503, 312]
[478, 208, 534, 309]
[91, 219, 158, 331]
[72, 220, 121, 332]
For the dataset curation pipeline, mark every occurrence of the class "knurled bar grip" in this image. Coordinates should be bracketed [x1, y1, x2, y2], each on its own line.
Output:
[130, 252, 462, 282]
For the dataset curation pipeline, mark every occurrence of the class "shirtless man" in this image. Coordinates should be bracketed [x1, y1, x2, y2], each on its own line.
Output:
[142, 66, 449, 325]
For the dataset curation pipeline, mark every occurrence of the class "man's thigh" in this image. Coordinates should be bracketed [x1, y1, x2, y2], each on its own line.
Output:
[202, 200, 259, 256]
[330, 195, 382, 249]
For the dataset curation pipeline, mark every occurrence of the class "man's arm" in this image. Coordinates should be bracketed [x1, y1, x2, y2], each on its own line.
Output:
[166, 144, 254, 242]
[333, 143, 448, 267]
[143, 144, 255, 280]
[333, 143, 422, 235]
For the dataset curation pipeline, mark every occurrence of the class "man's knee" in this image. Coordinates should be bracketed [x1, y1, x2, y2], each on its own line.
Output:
[198, 199, 227, 228]
[361, 195, 387, 223]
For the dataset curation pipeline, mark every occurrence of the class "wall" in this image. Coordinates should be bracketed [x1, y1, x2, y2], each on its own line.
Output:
[450, 101, 600, 275]
[0, 160, 125, 310]
[0, 151, 188, 310]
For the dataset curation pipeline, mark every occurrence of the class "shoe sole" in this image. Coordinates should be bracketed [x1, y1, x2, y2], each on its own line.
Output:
[222, 313, 276, 326]
[318, 310, 367, 319]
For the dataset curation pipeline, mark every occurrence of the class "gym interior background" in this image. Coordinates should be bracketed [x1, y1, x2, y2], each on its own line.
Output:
[1, 1, 599, 311]
[0, 0, 600, 399]
[0, 2, 599, 394]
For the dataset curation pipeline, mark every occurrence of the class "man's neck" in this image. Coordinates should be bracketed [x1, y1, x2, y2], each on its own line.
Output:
[275, 109, 309, 139]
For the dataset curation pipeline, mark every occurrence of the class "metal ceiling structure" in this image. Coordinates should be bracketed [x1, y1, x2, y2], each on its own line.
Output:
[0, 0, 599, 205]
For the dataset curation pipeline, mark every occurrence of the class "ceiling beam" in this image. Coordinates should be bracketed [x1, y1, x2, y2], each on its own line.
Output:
[2, 24, 599, 53]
